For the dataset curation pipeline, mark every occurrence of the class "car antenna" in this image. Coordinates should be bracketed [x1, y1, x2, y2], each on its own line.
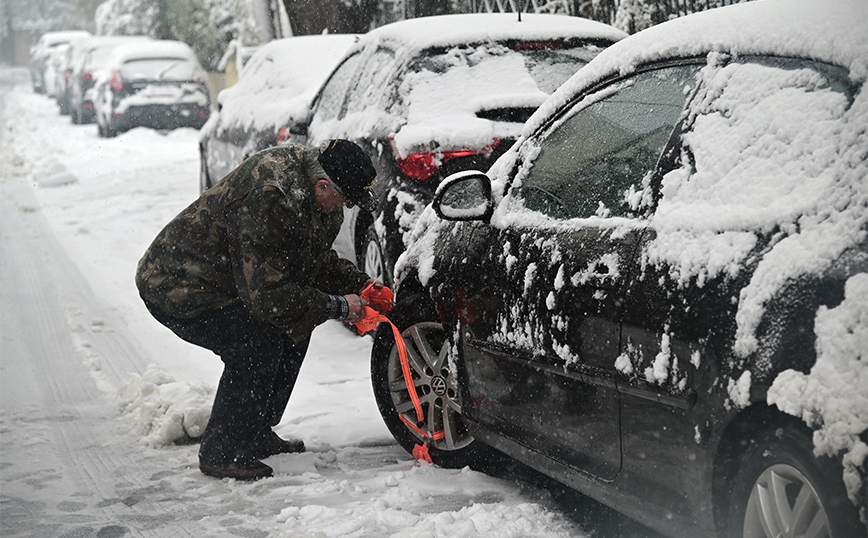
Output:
[517, 0, 523, 22]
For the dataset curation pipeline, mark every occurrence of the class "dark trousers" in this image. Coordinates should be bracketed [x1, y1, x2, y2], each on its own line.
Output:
[143, 300, 309, 465]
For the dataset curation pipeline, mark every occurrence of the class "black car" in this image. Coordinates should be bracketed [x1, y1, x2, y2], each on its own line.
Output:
[291, 13, 626, 285]
[94, 40, 210, 137]
[370, 1, 868, 537]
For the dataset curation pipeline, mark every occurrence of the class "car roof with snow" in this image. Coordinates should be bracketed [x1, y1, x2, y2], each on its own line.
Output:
[345, 12, 628, 54]
[528, 0, 867, 137]
[104, 40, 201, 67]
[35, 30, 92, 50]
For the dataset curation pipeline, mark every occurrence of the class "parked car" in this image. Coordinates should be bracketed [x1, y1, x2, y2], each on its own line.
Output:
[290, 13, 627, 285]
[69, 36, 151, 124]
[54, 33, 98, 116]
[94, 40, 210, 137]
[372, 1, 868, 537]
[29, 30, 91, 94]
[198, 34, 359, 192]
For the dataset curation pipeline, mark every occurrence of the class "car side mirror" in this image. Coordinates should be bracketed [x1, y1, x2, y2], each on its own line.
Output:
[433, 170, 493, 221]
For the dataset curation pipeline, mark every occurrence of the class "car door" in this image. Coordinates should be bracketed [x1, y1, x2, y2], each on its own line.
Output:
[454, 64, 701, 481]
[615, 56, 860, 519]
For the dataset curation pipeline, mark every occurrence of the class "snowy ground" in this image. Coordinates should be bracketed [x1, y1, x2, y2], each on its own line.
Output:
[0, 66, 660, 538]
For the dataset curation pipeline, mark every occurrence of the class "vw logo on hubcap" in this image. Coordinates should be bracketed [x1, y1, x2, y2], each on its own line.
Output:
[430, 376, 447, 396]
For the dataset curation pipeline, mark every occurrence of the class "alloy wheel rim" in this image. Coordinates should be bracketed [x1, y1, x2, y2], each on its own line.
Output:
[743, 463, 831, 538]
[364, 237, 385, 283]
[388, 321, 473, 451]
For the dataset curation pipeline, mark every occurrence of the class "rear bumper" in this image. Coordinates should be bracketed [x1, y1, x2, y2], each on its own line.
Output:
[110, 104, 210, 131]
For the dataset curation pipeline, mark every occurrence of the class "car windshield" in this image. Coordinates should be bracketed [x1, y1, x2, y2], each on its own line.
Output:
[120, 58, 198, 81]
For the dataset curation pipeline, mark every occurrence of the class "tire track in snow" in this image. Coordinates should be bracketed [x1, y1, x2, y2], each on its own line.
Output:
[1, 163, 204, 536]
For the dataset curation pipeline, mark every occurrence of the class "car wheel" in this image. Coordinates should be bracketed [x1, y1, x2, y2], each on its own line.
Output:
[362, 225, 392, 287]
[70, 107, 79, 124]
[371, 293, 490, 469]
[726, 421, 863, 538]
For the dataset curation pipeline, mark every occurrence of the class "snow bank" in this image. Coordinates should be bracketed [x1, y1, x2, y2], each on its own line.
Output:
[116, 364, 213, 446]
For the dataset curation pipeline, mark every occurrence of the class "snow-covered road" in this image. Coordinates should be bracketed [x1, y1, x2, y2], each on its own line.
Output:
[0, 66, 660, 538]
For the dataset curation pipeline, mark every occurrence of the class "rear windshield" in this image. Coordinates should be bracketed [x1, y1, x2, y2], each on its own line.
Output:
[120, 58, 199, 81]
[410, 40, 608, 95]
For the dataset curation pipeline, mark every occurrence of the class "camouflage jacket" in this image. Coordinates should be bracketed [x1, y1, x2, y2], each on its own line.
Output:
[136, 145, 369, 342]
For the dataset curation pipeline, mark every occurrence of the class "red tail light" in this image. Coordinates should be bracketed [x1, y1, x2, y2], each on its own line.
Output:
[391, 138, 501, 181]
[82, 71, 93, 82]
[109, 71, 123, 91]
[276, 126, 291, 146]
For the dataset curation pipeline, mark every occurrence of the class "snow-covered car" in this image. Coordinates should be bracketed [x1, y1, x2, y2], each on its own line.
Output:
[198, 34, 359, 192]
[290, 13, 627, 285]
[93, 40, 210, 137]
[53, 33, 94, 116]
[372, 1, 868, 537]
[29, 30, 91, 95]
[68, 35, 151, 124]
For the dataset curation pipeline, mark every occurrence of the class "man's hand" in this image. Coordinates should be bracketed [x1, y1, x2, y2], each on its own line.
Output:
[360, 280, 393, 314]
[362, 278, 384, 291]
[343, 294, 368, 323]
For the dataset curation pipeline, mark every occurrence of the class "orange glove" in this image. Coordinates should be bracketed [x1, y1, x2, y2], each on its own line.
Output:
[360, 282, 394, 314]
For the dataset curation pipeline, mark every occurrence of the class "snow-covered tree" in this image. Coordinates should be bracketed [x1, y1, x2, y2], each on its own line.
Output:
[95, 0, 260, 70]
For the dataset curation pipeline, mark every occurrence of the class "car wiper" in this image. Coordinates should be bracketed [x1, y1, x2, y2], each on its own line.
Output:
[157, 60, 182, 80]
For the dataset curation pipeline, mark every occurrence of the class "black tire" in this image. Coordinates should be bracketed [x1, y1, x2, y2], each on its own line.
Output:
[360, 224, 392, 287]
[725, 421, 864, 538]
[371, 293, 492, 469]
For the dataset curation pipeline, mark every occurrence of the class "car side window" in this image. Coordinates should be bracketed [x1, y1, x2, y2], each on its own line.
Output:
[311, 52, 361, 123]
[517, 64, 700, 220]
[345, 48, 396, 114]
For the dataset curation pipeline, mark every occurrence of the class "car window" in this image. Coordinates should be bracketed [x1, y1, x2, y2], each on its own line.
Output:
[311, 52, 361, 123]
[120, 58, 199, 81]
[515, 64, 700, 220]
[345, 48, 396, 114]
[663, 57, 856, 229]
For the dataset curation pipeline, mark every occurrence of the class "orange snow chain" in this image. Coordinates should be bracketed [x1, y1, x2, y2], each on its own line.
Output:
[354, 293, 444, 463]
